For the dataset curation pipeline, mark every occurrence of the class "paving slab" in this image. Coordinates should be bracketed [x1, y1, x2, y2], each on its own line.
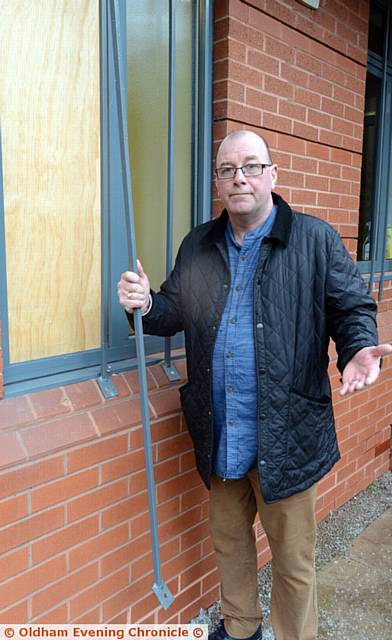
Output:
[317, 507, 392, 640]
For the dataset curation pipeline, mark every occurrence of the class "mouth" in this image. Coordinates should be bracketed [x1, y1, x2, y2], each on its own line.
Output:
[230, 192, 252, 197]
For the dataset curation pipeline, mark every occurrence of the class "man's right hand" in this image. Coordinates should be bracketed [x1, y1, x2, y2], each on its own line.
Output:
[117, 259, 151, 314]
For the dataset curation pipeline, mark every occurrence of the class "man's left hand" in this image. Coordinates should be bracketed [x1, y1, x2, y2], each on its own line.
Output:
[340, 344, 392, 395]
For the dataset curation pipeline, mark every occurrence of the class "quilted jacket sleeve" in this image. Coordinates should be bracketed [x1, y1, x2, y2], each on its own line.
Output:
[126, 240, 185, 337]
[325, 230, 378, 374]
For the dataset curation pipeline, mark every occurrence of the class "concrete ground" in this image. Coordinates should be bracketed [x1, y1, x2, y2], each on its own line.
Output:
[316, 507, 392, 640]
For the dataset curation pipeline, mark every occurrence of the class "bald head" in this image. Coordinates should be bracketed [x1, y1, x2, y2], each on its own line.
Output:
[216, 130, 272, 166]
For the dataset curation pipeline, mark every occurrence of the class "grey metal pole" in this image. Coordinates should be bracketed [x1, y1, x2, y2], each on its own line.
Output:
[109, 0, 174, 610]
[162, 0, 180, 382]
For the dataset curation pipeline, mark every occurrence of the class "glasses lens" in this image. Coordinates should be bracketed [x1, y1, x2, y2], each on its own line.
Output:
[217, 167, 235, 179]
[243, 164, 263, 176]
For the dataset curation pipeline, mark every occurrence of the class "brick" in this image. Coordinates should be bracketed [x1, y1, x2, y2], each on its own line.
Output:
[307, 109, 331, 129]
[180, 486, 208, 512]
[0, 395, 34, 430]
[0, 506, 64, 555]
[247, 49, 279, 75]
[92, 398, 142, 435]
[155, 457, 181, 483]
[158, 583, 201, 623]
[375, 440, 390, 457]
[246, 88, 278, 113]
[0, 555, 66, 611]
[156, 432, 192, 463]
[0, 493, 28, 526]
[263, 112, 292, 135]
[32, 515, 99, 564]
[33, 603, 69, 624]
[21, 414, 96, 458]
[102, 572, 153, 620]
[30, 387, 72, 420]
[102, 449, 146, 483]
[70, 567, 129, 619]
[149, 387, 181, 419]
[32, 467, 99, 512]
[67, 478, 129, 522]
[0, 547, 28, 582]
[159, 506, 202, 544]
[0, 432, 27, 469]
[280, 63, 309, 88]
[0, 456, 64, 499]
[180, 553, 216, 591]
[157, 497, 180, 523]
[278, 101, 307, 122]
[130, 592, 160, 624]
[295, 87, 320, 109]
[225, 101, 262, 126]
[0, 601, 28, 623]
[180, 521, 210, 552]
[32, 563, 99, 617]
[121, 368, 156, 394]
[157, 469, 201, 503]
[151, 415, 182, 443]
[65, 380, 103, 410]
[102, 492, 148, 530]
[264, 75, 293, 100]
[67, 434, 128, 472]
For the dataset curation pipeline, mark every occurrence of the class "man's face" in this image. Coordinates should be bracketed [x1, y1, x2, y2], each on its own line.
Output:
[215, 133, 277, 223]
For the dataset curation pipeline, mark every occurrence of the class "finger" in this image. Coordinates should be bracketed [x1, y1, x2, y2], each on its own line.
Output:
[373, 343, 392, 357]
[137, 259, 146, 279]
[122, 270, 141, 284]
[339, 381, 350, 396]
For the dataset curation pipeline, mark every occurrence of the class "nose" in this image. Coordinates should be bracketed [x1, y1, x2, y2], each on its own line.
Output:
[233, 167, 247, 184]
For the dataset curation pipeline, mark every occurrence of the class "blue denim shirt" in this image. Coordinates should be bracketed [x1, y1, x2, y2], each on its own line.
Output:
[211, 206, 277, 479]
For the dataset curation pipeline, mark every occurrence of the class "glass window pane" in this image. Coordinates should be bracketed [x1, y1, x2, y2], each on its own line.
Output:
[126, 0, 192, 291]
[0, 1, 101, 363]
[358, 74, 381, 261]
[368, 2, 386, 58]
[386, 139, 392, 258]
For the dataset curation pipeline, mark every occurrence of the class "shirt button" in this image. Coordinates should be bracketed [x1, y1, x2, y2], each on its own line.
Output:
[228, 419, 235, 426]
[223, 283, 229, 289]
[260, 413, 266, 419]
[259, 368, 266, 375]
[227, 386, 234, 393]
[229, 317, 236, 324]
[226, 351, 233, 358]
[260, 460, 266, 467]
[206, 367, 210, 373]
[256, 323, 263, 329]
[235, 285, 241, 292]
[212, 325, 216, 331]
[240, 255, 247, 261]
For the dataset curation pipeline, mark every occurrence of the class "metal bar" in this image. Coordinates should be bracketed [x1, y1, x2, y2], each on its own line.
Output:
[368, 13, 390, 294]
[109, 0, 174, 610]
[98, 0, 118, 399]
[378, 2, 391, 301]
[162, 0, 180, 382]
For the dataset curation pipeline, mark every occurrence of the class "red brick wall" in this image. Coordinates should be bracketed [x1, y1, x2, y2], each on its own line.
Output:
[0, 362, 220, 623]
[0, 0, 391, 626]
[213, 0, 392, 529]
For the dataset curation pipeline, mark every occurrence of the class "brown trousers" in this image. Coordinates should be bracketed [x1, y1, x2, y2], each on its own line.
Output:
[209, 470, 318, 640]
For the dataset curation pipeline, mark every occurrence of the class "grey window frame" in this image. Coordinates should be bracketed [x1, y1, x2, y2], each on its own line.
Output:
[358, 0, 392, 299]
[0, 0, 213, 398]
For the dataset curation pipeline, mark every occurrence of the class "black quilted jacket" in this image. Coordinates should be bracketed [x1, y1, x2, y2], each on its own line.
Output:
[133, 193, 378, 502]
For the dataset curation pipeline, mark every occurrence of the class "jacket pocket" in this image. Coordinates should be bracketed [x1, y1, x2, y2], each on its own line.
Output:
[286, 388, 334, 470]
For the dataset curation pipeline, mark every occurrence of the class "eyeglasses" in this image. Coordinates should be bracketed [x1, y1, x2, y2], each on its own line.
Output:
[215, 163, 271, 180]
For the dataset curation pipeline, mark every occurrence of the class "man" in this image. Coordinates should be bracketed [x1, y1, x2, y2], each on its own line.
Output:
[117, 130, 391, 640]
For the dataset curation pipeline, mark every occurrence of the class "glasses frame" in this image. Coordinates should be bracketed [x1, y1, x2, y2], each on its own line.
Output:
[215, 163, 271, 180]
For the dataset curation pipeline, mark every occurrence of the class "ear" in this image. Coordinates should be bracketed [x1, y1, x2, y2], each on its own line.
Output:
[270, 164, 278, 190]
